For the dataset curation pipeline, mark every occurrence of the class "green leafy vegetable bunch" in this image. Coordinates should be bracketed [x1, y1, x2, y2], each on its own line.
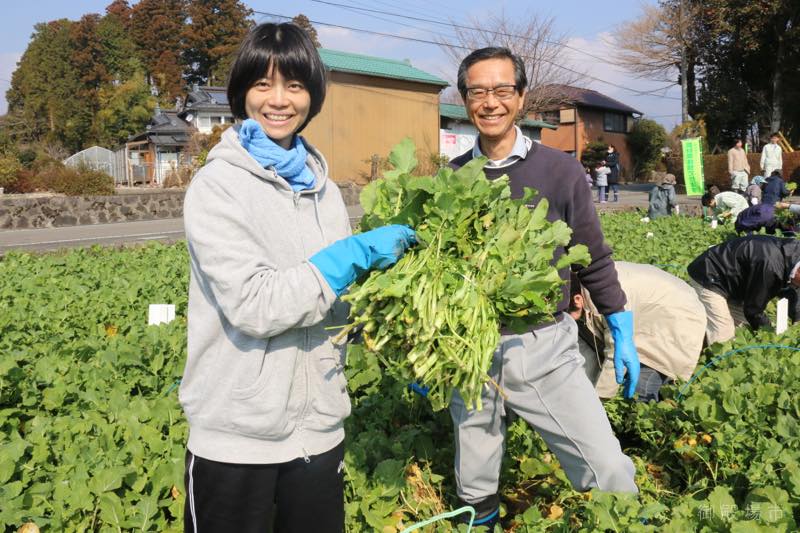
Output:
[339, 139, 589, 411]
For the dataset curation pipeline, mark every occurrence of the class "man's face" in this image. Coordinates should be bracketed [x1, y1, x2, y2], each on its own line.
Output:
[735, 140, 743, 149]
[771, 136, 779, 144]
[464, 58, 525, 142]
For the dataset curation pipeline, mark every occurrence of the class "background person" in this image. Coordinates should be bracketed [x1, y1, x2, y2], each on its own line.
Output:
[687, 235, 800, 345]
[745, 175, 765, 205]
[760, 133, 784, 178]
[180, 23, 415, 533]
[447, 46, 638, 530]
[570, 263, 706, 402]
[595, 160, 610, 203]
[606, 144, 621, 202]
[648, 173, 677, 219]
[762, 169, 790, 205]
[727, 138, 750, 194]
[702, 190, 749, 220]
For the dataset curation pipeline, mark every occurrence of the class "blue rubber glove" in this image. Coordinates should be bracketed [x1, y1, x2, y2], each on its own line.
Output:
[408, 382, 429, 397]
[605, 310, 640, 399]
[310, 225, 416, 295]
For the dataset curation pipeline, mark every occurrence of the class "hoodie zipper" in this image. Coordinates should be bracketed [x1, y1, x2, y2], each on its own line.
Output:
[297, 327, 312, 463]
[292, 190, 312, 463]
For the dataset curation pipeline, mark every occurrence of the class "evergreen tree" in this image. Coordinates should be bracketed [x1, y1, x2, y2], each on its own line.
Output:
[183, 0, 253, 86]
[6, 20, 86, 151]
[130, 0, 187, 100]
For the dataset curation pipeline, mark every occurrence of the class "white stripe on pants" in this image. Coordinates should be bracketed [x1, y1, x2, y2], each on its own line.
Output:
[449, 314, 637, 504]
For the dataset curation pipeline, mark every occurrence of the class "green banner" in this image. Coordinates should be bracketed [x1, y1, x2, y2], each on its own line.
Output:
[681, 138, 705, 196]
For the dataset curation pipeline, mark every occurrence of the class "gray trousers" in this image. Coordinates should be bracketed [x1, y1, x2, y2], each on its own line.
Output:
[449, 314, 637, 503]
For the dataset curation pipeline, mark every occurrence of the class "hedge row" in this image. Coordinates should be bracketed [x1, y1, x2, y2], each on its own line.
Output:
[666, 151, 800, 191]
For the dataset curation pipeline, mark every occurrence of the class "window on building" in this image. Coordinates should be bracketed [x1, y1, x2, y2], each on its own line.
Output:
[604, 112, 626, 133]
[541, 110, 560, 126]
[211, 116, 222, 125]
[197, 116, 211, 129]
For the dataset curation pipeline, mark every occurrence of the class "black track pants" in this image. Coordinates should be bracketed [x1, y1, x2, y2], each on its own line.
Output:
[184, 441, 345, 533]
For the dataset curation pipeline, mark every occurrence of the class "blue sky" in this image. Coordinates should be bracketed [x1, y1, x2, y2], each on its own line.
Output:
[0, 0, 682, 128]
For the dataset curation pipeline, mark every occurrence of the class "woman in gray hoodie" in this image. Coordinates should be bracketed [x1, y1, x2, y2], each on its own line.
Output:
[180, 23, 415, 532]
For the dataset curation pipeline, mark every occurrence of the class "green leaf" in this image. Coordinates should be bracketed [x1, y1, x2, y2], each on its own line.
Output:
[387, 137, 418, 174]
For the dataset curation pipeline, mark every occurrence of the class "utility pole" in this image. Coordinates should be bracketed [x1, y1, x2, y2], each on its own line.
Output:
[679, 0, 690, 124]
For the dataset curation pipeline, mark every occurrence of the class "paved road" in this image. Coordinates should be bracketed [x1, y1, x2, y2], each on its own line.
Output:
[0, 205, 366, 254]
[0, 218, 186, 254]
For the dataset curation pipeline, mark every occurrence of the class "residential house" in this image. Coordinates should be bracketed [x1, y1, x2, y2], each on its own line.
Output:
[124, 108, 193, 185]
[439, 103, 556, 160]
[303, 48, 448, 183]
[535, 85, 642, 176]
[179, 85, 235, 134]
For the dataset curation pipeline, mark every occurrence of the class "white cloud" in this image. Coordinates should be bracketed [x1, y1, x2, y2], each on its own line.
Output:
[0, 53, 21, 116]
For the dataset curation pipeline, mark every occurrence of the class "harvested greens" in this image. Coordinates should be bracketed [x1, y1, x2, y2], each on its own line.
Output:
[339, 139, 590, 410]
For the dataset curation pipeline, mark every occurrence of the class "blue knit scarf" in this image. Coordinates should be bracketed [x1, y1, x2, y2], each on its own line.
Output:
[238, 119, 316, 192]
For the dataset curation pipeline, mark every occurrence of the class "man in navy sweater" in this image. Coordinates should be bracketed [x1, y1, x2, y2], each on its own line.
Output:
[447, 47, 639, 529]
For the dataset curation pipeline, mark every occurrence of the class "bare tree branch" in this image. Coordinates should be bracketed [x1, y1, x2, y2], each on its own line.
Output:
[437, 10, 584, 117]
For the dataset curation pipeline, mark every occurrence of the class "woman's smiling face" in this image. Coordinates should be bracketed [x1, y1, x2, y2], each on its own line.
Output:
[244, 63, 311, 149]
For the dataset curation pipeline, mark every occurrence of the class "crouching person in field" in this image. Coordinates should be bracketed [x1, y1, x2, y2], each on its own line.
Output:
[569, 263, 706, 402]
[687, 235, 800, 346]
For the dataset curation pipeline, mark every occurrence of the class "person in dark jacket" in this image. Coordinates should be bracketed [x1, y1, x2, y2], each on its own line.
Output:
[606, 144, 621, 202]
[762, 170, 789, 205]
[648, 173, 677, 219]
[687, 235, 800, 345]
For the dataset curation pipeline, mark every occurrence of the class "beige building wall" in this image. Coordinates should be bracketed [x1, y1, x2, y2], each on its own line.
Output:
[303, 71, 442, 184]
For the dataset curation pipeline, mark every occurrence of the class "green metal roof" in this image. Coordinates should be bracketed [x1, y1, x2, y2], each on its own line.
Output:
[440, 103, 557, 130]
[318, 48, 448, 87]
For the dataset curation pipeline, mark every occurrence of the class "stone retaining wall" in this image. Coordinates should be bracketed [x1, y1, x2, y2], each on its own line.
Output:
[0, 183, 366, 230]
[0, 191, 186, 230]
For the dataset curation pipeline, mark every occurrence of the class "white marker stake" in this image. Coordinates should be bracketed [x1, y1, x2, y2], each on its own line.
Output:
[776, 298, 789, 335]
[148, 304, 176, 325]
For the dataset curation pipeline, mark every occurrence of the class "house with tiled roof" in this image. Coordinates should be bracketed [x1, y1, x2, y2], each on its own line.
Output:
[534, 85, 643, 177]
[180, 85, 234, 134]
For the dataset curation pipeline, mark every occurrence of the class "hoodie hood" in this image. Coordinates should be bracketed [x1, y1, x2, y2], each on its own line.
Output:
[206, 125, 329, 194]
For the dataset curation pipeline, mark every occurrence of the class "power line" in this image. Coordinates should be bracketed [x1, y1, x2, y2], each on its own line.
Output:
[254, 9, 682, 101]
[311, 0, 621, 68]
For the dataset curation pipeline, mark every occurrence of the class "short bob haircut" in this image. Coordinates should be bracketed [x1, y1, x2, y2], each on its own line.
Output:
[701, 192, 715, 207]
[456, 47, 527, 100]
[227, 23, 327, 134]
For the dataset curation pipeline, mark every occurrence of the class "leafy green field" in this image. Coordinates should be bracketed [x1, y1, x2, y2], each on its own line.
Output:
[1, 214, 798, 532]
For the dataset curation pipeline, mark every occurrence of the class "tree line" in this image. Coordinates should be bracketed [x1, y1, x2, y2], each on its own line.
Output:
[3, 0, 253, 154]
[616, 0, 799, 151]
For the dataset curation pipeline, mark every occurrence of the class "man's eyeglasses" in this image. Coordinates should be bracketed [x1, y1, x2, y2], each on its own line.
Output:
[466, 84, 518, 101]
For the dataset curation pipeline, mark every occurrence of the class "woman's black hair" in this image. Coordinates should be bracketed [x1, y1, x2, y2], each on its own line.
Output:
[227, 23, 326, 133]
[456, 47, 527, 99]
[701, 192, 715, 207]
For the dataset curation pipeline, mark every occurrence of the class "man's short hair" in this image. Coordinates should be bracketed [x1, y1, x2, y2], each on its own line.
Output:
[771, 170, 782, 177]
[770, 132, 780, 138]
[733, 138, 742, 144]
[456, 47, 527, 100]
[227, 23, 327, 133]
[701, 192, 715, 207]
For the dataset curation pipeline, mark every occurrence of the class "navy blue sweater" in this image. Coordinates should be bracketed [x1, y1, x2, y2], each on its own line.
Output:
[450, 143, 626, 316]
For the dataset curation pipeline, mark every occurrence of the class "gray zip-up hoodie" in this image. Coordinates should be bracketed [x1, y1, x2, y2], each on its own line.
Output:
[180, 126, 352, 464]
